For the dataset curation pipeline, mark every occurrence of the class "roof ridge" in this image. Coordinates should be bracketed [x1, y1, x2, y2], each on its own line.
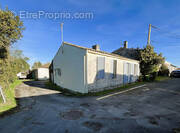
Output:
[63, 42, 139, 62]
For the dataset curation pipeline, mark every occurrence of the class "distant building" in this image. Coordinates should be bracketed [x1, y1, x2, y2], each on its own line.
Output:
[164, 61, 178, 74]
[29, 64, 50, 80]
[50, 42, 140, 93]
[113, 41, 178, 75]
[17, 72, 27, 79]
[112, 41, 140, 60]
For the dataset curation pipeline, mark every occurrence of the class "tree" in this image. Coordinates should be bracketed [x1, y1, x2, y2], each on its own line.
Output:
[0, 7, 25, 88]
[139, 45, 165, 79]
[11, 50, 30, 73]
[0, 8, 24, 58]
[158, 64, 169, 76]
[32, 62, 42, 69]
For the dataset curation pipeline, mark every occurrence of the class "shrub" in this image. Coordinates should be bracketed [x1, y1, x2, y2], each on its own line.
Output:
[158, 64, 169, 76]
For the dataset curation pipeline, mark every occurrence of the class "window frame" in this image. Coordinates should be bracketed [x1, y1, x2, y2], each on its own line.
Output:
[55, 68, 61, 77]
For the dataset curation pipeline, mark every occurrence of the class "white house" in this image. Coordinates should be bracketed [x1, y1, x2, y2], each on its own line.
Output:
[50, 42, 140, 93]
[164, 61, 177, 74]
[33, 68, 49, 80]
[31, 64, 50, 80]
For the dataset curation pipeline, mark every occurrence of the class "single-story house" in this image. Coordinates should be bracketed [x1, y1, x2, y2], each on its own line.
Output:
[164, 61, 178, 74]
[30, 64, 50, 80]
[50, 42, 140, 93]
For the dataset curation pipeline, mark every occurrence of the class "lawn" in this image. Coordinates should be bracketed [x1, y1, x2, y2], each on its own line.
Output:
[0, 80, 22, 114]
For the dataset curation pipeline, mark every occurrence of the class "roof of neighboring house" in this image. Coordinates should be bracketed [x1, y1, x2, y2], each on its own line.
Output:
[63, 42, 139, 63]
[112, 47, 140, 60]
[165, 61, 177, 68]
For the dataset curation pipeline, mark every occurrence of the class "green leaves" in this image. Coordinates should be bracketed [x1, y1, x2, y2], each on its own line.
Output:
[139, 45, 165, 76]
[0, 8, 24, 58]
[0, 7, 27, 89]
[32, 62, 42, 69]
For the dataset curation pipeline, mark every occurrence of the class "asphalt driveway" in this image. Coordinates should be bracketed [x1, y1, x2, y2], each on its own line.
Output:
[0, 79, 180, 133]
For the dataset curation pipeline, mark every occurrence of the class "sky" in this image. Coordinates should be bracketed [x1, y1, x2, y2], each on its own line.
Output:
[1, 0, 180, 67]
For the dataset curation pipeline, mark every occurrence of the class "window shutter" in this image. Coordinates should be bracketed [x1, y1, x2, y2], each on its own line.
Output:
[113, 60, 117, 78]
[97, 57, 105, 79]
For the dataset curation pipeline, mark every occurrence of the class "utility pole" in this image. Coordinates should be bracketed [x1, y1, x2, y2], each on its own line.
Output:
[60, 22, 64, 43]
[147, 24, 151, 45]
[60, 22, 64, 53]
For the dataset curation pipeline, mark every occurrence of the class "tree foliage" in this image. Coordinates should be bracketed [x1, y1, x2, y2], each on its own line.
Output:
[158, 64, 169, 76]
[0, 8, 26, 89]
[0, 50, 29, 88]
[11, 50, 30, 73]
[139, 45, 165, 77]
[0, 8, 24, 48]
[32, 61, 42, 69]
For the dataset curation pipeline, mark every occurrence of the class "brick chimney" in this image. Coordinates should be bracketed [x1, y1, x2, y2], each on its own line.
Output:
[92, 44, 100, 51]
[124, 41, 128, 48]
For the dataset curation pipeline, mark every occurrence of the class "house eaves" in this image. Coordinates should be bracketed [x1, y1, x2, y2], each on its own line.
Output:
[63, 42, 139, 63]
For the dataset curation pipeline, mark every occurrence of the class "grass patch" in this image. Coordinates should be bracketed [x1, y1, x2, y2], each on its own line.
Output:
[45, 81, 145, 97]
[0, 80, 22, 114]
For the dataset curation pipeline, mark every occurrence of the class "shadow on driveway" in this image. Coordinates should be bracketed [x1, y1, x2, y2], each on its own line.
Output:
[0, 79, 180, 133]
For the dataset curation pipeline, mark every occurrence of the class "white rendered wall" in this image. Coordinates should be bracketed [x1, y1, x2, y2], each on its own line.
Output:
[86, 52, 139, 92]
[53, 44, 87, 93]
[37, 68, 49, 80]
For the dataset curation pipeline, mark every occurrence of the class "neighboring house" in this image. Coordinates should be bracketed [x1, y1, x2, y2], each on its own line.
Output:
[164, 61, 178, 74]
[112, 41, 140, 60]
[113, 41, 177, 75]
[30, 64, 50, 80]
[50, 42, 140, 93]
[17, 72, 27, 79]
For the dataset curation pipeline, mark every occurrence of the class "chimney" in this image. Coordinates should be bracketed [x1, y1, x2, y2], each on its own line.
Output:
[124, 41, 128, 48]
[92, 44, 100, 51]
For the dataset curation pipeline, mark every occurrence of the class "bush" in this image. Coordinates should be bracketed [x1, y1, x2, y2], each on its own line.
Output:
[158, 64, 169, 76]
[142, 72, 158, 82]
[150, 72, 158, 81]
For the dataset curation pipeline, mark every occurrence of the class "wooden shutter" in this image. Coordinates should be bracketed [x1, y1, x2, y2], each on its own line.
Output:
[97, 57, 105, 79]
[113, 60, 117, 78]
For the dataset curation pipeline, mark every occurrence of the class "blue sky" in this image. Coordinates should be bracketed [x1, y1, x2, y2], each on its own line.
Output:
[1, 0, 180, 67]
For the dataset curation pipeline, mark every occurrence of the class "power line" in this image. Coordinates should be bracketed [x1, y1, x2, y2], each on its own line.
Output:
[151, 40, 179, 44]
[151, 25, 180, 39]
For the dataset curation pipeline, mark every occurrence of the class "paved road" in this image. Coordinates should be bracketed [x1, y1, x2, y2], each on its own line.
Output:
[0, 79, 180, 133]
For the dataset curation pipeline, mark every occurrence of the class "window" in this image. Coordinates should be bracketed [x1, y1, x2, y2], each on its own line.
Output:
[55, 68, 61, 76]
[110, 60, 117, 78]
[97, 57, 105, 79]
